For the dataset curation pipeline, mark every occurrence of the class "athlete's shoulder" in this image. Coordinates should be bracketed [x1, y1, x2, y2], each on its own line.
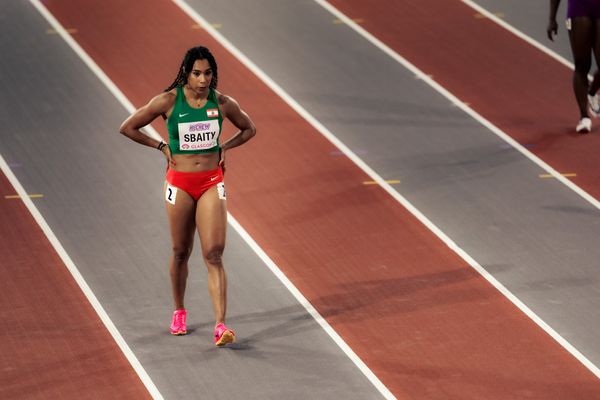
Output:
[148, 89, 176, 112]
[214, 89, 239, 111]
[151, 89, 176, 105]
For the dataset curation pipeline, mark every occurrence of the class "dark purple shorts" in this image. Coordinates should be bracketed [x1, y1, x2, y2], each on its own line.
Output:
[567, 0, 600, 19]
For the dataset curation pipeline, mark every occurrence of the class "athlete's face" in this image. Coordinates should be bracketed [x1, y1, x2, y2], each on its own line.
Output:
[187, 59, 212, 93]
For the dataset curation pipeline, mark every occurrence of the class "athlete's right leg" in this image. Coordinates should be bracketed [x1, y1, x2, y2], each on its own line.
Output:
[568, 16, 594, 120]
[164, 181, 196, 310]
[588, 19, 600, 112]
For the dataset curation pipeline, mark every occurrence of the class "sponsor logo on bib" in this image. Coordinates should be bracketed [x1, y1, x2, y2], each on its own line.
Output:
[178, 119, 220, 150]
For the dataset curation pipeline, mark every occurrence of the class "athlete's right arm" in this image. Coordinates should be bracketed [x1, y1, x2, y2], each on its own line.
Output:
[119, 91, 175, 148]
[547, 0, 561, 41]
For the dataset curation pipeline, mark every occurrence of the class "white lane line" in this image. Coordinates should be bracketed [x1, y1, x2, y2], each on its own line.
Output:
[460, 0, 575, 70]
[180, 0, 600, 382]
[28, 1, 163, 399]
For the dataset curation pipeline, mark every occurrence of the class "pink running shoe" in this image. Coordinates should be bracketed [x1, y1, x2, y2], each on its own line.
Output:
[170, 309, 187, 335]
[214, 322, 235, 346]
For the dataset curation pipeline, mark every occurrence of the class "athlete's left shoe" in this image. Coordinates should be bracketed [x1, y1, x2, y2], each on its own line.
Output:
[576, 117, 592, 133]
[588, 93, 600, 117]
[214, 322, 235, 346]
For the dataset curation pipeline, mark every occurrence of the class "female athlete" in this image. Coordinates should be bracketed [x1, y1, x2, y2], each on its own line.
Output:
[119, 46, 256, 346]
[548, 0, 600, 133]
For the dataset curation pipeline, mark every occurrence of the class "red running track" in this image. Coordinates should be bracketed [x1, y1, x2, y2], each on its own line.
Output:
[329, 0, 600, 200]
[0, 173, 150, 399]
[41, 0, 600, 398]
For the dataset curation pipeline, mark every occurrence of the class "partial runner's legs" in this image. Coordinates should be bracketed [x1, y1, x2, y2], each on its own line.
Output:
[588, 19, 600, 114]
[196, 184, 227, 323]
[164, 181, 196, 334]
[568, 16, 594, 119]
[196, 181, 234, 345]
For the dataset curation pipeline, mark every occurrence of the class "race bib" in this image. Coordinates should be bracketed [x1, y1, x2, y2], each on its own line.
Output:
[217, 182, 226, 200]
[178, 119, 220, 151]
[165, 183, 177, 205]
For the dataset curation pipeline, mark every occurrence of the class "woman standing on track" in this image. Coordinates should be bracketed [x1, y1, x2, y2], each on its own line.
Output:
[119, 46, 256, 346]
[548, 0, 600, 133]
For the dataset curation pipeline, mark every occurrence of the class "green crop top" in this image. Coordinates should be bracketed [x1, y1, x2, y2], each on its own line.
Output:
[166, 86, 223, 154]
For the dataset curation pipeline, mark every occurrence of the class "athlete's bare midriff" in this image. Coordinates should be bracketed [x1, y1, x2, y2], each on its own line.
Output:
[171, 151, 220, 172]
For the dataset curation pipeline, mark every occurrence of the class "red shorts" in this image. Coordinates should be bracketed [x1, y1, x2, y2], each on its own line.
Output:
[166, 167, 224, 201]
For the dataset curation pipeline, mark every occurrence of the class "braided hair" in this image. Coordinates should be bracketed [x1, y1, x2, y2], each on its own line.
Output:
[164, 46, 218, 92]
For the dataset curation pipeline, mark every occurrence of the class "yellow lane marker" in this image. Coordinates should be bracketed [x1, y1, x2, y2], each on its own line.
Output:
[191, 23, 222, 29]
[333, 18, 364, 25]
[474, 12, 504, 19]
[5, 194, 44, 199]
[47, 28, 77, 34]
[539, 173, 577, 178]
[363, 180, 400, 185]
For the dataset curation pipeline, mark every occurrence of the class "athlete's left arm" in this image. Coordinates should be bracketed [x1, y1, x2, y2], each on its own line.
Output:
[219, 95, 256, 152]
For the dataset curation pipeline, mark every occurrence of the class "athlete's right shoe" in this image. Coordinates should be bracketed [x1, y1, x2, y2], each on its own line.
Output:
[170, 309, 187, 335]
[588, 93, 600, 117]
[214, 322, 235, 346]
[576, 117, 592, 133]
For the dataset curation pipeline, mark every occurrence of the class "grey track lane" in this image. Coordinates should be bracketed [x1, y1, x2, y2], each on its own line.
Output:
[0, 2, 383, 399]
[188, 0, 600, 366]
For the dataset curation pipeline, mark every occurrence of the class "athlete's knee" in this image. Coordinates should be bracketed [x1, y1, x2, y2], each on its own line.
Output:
[172, 246, 192, 264]
[204, 246, 224, 265]
[574, 58, 592, 76]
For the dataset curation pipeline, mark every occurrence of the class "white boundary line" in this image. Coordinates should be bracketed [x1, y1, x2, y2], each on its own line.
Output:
[176, 0, 600, 381]
[27, 1, 163, 398]
[461, 0, 575, 70]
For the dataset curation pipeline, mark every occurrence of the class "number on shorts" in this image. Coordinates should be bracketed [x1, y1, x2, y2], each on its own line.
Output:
[165, 183, 177, 205]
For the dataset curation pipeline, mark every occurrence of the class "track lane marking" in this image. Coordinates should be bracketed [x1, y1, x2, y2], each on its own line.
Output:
[47, 27, 76, 34]
[4, 194, 44, 199]
[314, 0, 600, 380]
[29, 1, 163, 398]
[474, 12, 504, 19]
[540, 173, 577, 179]
[363, 180, 400, 185]
[333, 17, 363, 24]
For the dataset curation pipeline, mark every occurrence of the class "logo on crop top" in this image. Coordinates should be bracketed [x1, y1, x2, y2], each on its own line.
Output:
[207, 108, 219, 118]
[178, 119, 220, 150]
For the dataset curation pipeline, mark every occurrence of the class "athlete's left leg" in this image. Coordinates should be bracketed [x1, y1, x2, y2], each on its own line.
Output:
[588, 19, 600, 106]
[196, 183, 228, 325]
[568, 16, 594, 120]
